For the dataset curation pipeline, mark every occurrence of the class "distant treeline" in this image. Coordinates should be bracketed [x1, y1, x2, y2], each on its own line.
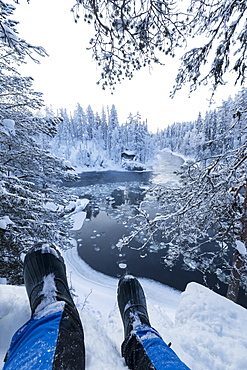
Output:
[44, 87, 247, 168]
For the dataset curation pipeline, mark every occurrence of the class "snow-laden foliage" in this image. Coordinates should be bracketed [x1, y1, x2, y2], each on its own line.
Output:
[155, 87, 247, 160]
[72, 0, 247, 94]
[0, 0, 46, 61]
[0, 2, 77, 284]
[45, 104, 154, 170]
[72, 0, 186, 90]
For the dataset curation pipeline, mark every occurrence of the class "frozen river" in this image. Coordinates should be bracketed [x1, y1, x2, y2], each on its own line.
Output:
[65, 151, 246, 305]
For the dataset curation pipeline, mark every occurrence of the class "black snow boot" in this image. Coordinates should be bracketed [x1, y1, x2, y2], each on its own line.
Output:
[117, 275, 151, 338]
[23, 242, 75, 315]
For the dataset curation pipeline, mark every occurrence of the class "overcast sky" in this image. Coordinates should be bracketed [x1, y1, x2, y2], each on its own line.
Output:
[13, 0, 238, 132]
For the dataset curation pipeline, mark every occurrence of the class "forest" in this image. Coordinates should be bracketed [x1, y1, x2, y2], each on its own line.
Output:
[43, 87, 247, 172]
[1, 0, 247, 306]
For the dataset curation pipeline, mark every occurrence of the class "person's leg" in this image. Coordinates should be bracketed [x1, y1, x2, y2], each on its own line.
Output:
[117, 275, 190, 370]
[3, 243, 85, 370]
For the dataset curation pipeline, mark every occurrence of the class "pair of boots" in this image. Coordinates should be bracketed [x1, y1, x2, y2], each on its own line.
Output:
[19, 244, 191, 370]
[24, 242, 150, 338]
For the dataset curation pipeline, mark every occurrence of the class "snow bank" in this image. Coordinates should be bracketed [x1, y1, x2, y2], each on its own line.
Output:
[173, 282, 247, 370]
[70, 212, 87, 231]
[0, 285, 30, 366]
[0, 248, 247, 369]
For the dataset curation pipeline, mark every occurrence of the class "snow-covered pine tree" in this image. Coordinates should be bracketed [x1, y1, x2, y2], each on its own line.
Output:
[107, 105, 119, 161]
[72, 103, 87, 142]
[155, 90, 247, 160]
[124, 113, 135, 153]
[0, 1, 77, 284]
[101, 107, 108, 151]
[48, 102, 155, 169]
[86, 105, 95, 141]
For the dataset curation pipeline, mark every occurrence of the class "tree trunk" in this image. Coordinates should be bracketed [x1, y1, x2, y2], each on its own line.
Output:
[226, 248, 244, 302]
[227, 180, 247, 302]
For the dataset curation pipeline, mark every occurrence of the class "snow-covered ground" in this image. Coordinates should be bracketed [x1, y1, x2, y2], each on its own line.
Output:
[1, 245, 247, 369]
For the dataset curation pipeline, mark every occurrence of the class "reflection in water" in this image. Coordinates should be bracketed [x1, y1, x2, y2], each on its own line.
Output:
[85, 205, 100, 220]
[110, 188, 146, 207]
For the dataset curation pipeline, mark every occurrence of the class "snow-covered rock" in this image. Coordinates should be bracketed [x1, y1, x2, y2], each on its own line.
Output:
[43, 201, 58, 211]
[121, 159, 146, 171]
[65, 199, 89, 214]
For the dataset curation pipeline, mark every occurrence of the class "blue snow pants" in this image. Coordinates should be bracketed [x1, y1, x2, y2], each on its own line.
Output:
[3, 309, 189, 370]
[122, 325, 191, 370]
[3, 302, 85, 370]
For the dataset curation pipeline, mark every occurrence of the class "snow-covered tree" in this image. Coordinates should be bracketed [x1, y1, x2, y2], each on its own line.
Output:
[86, 105, 95, 140]
[119, 142, 246, 302]
[101, 107, 108, 150]
[107, 105, 119, 159]
[72, 0, 247, 95]
[73, 103, 88, 141]
[0, 1, 77, 284]
[48, 103, 155, 170]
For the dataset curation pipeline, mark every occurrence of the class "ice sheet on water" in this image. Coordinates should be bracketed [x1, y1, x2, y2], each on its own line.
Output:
[70, 211, 87, 231]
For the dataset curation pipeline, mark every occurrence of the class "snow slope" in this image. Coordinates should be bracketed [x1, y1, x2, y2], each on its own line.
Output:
[1, 246, 247, 369]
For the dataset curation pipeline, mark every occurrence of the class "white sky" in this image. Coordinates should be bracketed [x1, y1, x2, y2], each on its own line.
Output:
[13, 0, 239, 132]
